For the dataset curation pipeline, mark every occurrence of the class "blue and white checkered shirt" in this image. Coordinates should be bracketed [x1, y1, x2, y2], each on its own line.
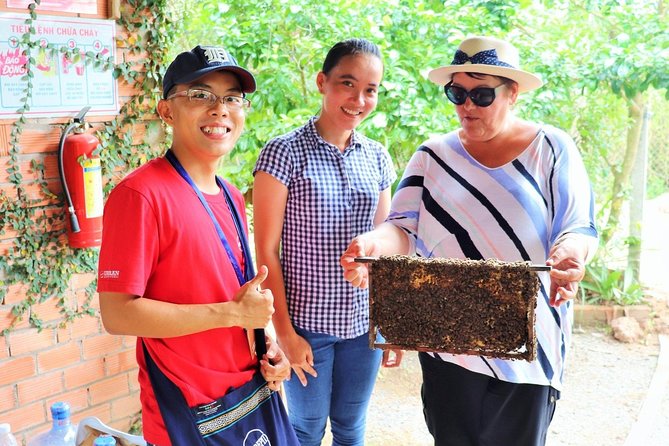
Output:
[253, 117, 396, 339]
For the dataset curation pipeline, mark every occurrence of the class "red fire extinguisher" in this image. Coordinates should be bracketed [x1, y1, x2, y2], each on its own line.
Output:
[58, 106, 104, 248]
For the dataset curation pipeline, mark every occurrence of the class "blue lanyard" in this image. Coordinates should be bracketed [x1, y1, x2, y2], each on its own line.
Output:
[165, 150, 266, 359]
[165, 149, 253, 285]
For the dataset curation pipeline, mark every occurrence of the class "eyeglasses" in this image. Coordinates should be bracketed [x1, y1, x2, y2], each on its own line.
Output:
[444, 82, 505, 107]
[167, 88, 251, 110]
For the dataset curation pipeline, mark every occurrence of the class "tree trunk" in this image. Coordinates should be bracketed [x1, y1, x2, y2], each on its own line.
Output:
[627, 106, 650, 281]
[600, 93, 645, 246]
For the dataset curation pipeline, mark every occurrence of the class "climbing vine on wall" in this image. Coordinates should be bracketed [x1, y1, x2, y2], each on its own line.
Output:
[0, 0, 177, 335]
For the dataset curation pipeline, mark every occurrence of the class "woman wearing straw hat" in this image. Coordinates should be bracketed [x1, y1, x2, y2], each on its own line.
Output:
[341, 36, 598, 445]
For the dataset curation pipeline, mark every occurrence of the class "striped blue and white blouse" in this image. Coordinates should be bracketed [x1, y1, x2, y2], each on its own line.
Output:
[254, 117, 396, 339]
[388, 125, 597, 390]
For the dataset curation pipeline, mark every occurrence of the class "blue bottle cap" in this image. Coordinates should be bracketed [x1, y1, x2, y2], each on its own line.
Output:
[93, 434, 117, 445]
[50, 402, 71, 420]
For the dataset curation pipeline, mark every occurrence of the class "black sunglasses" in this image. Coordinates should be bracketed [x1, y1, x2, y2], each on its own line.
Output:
[444, 82, 505, 107]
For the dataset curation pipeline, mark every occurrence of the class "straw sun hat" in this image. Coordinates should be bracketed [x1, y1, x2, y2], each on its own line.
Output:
[428, 36, 543, 93]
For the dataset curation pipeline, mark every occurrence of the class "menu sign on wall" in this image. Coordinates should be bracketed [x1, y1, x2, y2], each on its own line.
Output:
[0, 13, 118, 118]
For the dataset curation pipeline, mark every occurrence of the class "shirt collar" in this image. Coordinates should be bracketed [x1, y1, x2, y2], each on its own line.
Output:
[307, 116, 362, 151]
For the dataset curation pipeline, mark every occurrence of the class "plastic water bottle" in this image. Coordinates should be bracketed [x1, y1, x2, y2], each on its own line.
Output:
[93, 434, 116, 445]
[0, 424, 18, 446]
[27, 402, 76, 446]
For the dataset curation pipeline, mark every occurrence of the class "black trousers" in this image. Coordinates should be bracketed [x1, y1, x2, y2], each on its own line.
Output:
[419, 352, 559, 446]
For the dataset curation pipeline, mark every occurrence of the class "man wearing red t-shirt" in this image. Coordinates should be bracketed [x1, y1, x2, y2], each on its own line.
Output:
[97, 46, 295, 446]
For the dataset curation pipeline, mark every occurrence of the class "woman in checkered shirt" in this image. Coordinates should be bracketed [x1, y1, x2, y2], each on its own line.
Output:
[253, 38, 403, 446]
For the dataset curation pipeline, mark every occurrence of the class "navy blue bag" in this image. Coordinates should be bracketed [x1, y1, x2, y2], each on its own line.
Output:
[143, 342, 299, 446]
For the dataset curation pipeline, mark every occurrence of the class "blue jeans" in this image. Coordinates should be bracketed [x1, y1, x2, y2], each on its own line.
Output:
[284, 327, 383, 446]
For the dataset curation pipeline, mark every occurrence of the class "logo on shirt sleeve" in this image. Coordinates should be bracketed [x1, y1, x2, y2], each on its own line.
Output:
[99, 270, 120, 279]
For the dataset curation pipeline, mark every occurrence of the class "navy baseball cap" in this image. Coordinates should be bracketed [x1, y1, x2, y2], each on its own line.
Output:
[162, 45, 256, 99]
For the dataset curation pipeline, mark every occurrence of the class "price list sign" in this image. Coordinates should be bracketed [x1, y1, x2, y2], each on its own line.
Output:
[0, 13, 118, 118]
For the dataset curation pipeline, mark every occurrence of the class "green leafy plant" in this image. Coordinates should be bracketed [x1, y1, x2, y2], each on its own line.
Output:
[580, 256, 645, 306]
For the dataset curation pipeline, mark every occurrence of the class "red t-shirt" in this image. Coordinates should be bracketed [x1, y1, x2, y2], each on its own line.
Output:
[97, 157, 256, 446]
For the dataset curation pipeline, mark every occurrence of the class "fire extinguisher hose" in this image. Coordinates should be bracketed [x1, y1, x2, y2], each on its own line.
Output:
[58, 106, 92, 234]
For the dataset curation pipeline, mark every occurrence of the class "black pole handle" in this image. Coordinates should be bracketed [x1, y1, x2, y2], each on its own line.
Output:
[254, 328, 267, 359]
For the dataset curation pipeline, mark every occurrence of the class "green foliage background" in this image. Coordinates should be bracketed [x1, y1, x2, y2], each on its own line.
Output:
[175, 0, 668, 304]
[2, 0, 667, 331]
[175, 0, 668, 202]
